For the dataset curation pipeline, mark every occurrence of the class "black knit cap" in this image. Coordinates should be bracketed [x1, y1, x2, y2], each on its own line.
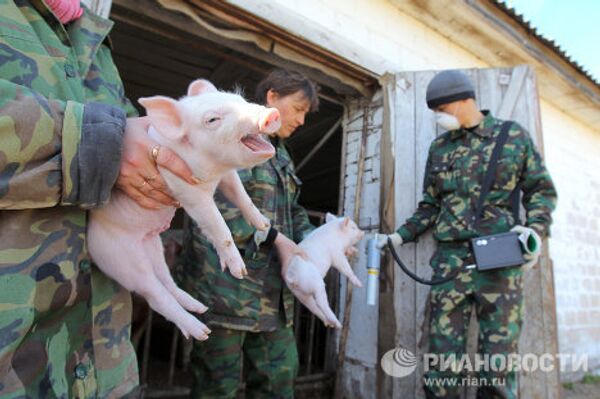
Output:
[426, 70, 476, 109]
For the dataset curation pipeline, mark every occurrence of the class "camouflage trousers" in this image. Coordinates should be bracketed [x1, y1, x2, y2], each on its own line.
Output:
[424, 242, 524, 399]
[190, 325, 298, 399]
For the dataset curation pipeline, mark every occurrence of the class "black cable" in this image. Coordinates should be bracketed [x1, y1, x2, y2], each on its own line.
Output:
[386, 237, 463, 286]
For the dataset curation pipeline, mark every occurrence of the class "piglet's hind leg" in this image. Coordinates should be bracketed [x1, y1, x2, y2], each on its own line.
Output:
[90, 228, 210, 340]
[140, 269, 211, 341]
[143, 235, 208, 315]
[296, 290, 330, 327]
[314, 283, 342, 329]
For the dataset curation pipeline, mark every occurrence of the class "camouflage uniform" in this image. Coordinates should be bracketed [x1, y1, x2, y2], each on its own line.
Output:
[178, 138, 314, 398]
[395, 111, 557, 398]
[0, 1, 139, 398]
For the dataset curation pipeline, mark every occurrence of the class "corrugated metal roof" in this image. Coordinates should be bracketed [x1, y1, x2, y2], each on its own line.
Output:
[492, 0, 600, 87]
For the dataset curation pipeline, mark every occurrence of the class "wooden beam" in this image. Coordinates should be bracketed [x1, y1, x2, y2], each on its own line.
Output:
[377, 73, 398, 399]
[196, 0, 379, 89]
[497, 64, 528, 119]
[208, 58, 251, 87]
[296, 118, 342, 173]
[111, 0, 363, 97]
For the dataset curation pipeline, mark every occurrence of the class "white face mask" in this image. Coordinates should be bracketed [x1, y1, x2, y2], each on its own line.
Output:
[435, 112, 461, 131]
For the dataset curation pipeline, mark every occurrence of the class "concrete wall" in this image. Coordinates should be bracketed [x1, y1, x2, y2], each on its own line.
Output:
[232, 0, 600, 382]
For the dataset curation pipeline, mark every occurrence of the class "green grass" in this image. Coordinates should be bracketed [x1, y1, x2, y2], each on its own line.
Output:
[582, 374, 600, 385]
[563, 382, 574, 390]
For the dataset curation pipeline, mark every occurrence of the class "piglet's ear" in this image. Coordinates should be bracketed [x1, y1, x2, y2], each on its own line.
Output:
[138, 96, 185, 141]
[343, 217, 351, 228]
[187, 79, 217, 97]
[325, 213, 337, 223]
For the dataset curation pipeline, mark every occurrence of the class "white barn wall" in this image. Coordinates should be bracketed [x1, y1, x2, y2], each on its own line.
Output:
[231, 0, 488, 74]
[541, 99, 600, 379]
[229, 0, 600, 382]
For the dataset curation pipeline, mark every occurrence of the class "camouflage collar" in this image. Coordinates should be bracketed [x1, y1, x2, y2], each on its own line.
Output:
[68, 7, 114, 73]
[450, 110, 495, 140]
[28, 0, 70, 45]
[28, 0, 113, 76]
[269, 137, 292, 169]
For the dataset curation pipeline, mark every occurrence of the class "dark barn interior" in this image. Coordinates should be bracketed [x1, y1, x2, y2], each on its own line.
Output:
[109, 3, 346, 396]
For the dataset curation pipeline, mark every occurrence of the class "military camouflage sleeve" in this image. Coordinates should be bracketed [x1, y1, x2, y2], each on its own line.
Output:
[291, 200, 315, 243]
[518, 130, 557, 237]
[0, 78, 84, 209]
[0, 79, 125, 209]
[396, 149, 441, 242]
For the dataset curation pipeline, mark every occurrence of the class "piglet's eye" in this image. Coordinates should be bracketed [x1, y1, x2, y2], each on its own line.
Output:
[207, 117, 221, 124]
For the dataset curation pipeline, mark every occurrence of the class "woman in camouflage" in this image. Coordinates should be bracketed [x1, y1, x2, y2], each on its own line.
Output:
[180, 69, 320, 398]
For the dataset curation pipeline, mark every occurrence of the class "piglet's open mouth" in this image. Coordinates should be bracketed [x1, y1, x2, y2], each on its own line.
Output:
[241, 134, 275, 155]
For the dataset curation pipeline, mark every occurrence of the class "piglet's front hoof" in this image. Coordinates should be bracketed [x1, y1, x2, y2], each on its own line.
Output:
[220, 256, 247, 279]
[248, 213, 270, 231]
[177, 317, 212, 341]
[350, 275, 363, 288]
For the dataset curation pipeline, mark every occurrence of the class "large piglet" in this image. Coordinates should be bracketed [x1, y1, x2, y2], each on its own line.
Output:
[88, 80, 280, 341]
[282, 213, 364, 328]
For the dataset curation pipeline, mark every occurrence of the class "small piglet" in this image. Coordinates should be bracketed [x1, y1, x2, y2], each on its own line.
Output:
[282, 213, 364, 328]
[88, 79, 280, 341]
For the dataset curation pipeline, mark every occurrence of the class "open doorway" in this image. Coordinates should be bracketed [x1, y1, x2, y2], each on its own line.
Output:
[109, 7, 345, 397]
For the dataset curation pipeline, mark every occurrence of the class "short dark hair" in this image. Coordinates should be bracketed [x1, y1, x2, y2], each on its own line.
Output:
[255, 69, 319, 112]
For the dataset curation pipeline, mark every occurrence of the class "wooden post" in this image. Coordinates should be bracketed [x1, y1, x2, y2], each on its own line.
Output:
[334, 99, 370, 399]
[376, 73, 398, 399]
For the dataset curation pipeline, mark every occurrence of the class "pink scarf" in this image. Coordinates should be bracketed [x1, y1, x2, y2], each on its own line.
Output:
[45, 0, 83, 24]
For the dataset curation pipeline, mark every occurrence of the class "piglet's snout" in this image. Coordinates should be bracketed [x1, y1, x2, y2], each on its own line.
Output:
[257, 108, 281, 134]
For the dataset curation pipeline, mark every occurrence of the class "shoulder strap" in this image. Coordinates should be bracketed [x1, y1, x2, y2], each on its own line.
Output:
[511, 184, 521, 226]
[473, 121, 513, 227]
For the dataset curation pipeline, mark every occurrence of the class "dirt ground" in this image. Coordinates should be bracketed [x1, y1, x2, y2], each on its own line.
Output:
[561, 379, 600, 399]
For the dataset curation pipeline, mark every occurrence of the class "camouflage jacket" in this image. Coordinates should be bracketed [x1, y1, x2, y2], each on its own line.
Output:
[0, 1, 138, 398]
[397, 111, 557, 243]
[179, 138, 315, 332]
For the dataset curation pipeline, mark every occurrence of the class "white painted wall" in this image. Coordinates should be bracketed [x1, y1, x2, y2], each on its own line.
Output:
[231, 0, 600, 383]
[232, 0, 488, 74]
[542, 100, 600, 380]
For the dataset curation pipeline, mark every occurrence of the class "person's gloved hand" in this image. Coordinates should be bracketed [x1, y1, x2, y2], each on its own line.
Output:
[511, 225, 542, 271]
[376, 232, 403, 249]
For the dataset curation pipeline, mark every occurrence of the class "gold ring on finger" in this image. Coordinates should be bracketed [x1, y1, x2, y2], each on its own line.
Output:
[150, 145, 161, 162]
[134, 179, 148, 189]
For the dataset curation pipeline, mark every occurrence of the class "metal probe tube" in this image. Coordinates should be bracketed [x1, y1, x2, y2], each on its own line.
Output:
[366, 234, 381, 306]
